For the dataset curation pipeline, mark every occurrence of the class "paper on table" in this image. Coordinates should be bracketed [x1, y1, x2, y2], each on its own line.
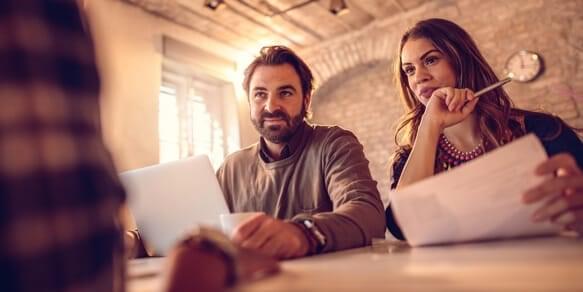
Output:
[391, 134, 559, 247]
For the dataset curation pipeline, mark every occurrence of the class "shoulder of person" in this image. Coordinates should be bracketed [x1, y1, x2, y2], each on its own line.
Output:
[218, 143, 259, 172]
[311, 124, 360, 145]
[306, 125, 366, 163]
[521, 110, 564, 136]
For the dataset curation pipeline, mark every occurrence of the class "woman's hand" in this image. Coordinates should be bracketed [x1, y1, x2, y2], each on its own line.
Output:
[422, 87, 479, 130]
[523, 153, 583, 235]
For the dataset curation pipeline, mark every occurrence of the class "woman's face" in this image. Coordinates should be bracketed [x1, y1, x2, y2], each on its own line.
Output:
[400, 37, 457, 106]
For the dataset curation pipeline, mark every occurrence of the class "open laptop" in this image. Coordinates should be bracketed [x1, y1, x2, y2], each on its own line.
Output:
[120, 155, 230, 256]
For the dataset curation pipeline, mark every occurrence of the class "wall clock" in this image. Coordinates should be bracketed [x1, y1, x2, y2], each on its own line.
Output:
[504, 50, 544, 82]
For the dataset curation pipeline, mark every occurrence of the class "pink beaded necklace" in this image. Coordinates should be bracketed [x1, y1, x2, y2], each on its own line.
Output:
[437, 134, 485, 171]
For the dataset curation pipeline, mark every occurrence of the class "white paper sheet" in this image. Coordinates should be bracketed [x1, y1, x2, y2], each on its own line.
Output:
[391, 134, 559, 247]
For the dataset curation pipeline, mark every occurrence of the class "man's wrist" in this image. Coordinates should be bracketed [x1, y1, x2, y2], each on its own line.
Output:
[289, 222, 313, 256]
[291, 218, 327, 255]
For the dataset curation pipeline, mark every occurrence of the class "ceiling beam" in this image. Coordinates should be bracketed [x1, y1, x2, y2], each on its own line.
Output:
[119, 0, 249, 51]
[258, 0, 325, 41]
[204, 1, 304, 47]
[177, 2, 263, 44]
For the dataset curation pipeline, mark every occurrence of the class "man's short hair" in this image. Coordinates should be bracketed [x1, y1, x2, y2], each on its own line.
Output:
[242, 46, 314, 98]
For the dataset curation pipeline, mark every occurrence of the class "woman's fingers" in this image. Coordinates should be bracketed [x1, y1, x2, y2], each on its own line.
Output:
[564, 210, 583, 234]
[461, 96, 479, 116]
[531, 190, 583, 223]
[444, 88, 454, 109]
[441, 88, 475, 112]
[523, 154, 583, 204]
[455, 89, 468, 112]
[446, 88, 460, 111]
[553, 208, 583, 226]
[464, 89, 477, 106]
[427, 87, 478, 129]
[535, 153, 582, 176]
[523, 153, 583, 236]
[523, 175, 583, 204]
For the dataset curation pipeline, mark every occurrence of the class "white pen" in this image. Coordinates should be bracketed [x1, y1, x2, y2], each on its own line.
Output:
[474, 77, 512, 97]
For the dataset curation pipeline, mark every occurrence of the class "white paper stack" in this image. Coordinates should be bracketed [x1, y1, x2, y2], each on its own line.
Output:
[391, 134, 559, 247]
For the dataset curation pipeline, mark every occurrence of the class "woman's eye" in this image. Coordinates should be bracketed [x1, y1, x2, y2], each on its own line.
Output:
[425, 56, 438, 65]
[403, 66, 415, 76]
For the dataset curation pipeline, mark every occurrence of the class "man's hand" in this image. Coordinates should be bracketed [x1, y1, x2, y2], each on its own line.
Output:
[232, 213, 310, 259]
[523, 153, 583, 235]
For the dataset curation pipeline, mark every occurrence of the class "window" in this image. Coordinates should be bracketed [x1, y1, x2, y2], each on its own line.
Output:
[158, 36, 240, 168]
[186, 86, 225, 166]
[158, 85, 180, 162]
[158, 74, 236, 168]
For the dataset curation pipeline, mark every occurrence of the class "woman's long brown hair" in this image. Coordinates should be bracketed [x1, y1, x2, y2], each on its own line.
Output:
[393, 18, 538, 159]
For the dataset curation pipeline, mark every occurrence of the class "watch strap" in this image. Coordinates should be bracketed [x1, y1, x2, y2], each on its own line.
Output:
[292, 218, 326, 255]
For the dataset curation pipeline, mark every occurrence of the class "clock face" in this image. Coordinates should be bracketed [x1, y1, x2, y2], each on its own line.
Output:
[505, 50, 543, 82]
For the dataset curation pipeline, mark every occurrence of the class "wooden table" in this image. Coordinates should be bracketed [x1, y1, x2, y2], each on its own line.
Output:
[128, 236, 583, 292]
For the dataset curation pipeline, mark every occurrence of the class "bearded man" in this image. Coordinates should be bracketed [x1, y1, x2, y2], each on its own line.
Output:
[217, 46, 385, 259]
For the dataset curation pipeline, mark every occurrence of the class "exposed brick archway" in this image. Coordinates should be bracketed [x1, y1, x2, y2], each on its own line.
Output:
[301, 25, 400, 88]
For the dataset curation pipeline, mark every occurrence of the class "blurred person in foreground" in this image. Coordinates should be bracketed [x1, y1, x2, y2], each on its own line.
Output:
[0, 1, 277, 291]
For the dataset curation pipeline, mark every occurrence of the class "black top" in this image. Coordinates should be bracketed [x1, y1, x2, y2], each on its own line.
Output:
[385, 112, 583, 240]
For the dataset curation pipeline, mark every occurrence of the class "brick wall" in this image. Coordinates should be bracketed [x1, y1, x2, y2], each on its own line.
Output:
[302, 0, 583, 204]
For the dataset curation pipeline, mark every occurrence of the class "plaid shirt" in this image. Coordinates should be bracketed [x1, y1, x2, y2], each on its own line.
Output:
[0, 1, 126, 291]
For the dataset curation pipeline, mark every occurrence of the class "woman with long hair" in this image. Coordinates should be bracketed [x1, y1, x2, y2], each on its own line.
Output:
[386, 18, 583, 240]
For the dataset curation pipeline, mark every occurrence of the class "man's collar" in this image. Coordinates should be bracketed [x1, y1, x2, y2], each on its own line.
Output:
[259, 121, 307, 163]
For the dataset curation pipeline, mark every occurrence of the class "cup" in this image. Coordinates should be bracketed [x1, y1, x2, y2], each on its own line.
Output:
[220, 212, 263, 238]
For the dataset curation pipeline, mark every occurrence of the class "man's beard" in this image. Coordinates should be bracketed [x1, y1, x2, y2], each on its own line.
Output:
[252, 108, 305, 144]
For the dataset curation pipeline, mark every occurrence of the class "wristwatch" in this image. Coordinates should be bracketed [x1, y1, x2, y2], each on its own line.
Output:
[299, 219, 327, 254]
[178, 226, 239, 286]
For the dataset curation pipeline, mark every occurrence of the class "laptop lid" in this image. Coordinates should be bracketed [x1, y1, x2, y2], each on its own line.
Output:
[120, 155, 229, 255]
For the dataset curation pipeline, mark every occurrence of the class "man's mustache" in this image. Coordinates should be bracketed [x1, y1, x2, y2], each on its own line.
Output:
[260, 110, 290, 126]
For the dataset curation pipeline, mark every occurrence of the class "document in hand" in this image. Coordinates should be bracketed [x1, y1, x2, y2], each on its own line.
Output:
[391, 134, 559, 247]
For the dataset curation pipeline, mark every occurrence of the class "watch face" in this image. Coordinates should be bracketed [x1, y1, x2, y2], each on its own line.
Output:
[505, 50, 543, 82]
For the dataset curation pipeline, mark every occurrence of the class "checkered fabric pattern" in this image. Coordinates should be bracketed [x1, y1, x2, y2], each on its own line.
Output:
[0, 1, 126, 291]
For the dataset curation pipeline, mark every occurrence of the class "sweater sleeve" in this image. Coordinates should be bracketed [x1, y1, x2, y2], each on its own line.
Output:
[385, 150, 409, 240]
[215, 164, 232, 212]
[525, 113, 583, 168]
[293, 128, 386, 252]
[547, 124, 583, 168]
